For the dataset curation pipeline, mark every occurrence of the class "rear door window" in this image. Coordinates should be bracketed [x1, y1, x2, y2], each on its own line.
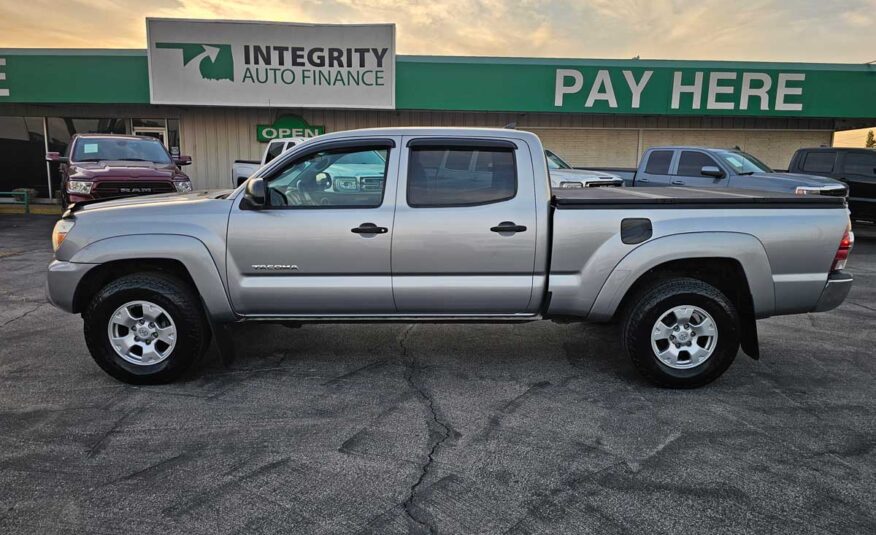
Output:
[408, 147, 516, 207]
[802, 152, 836, 174]
[676, 151, 720, 176]
[843, 152, 876, 177]
[644, 150, 673, 174]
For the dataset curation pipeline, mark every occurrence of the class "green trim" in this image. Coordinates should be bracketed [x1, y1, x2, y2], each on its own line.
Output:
[0, 48, 146, 56]
[0, 49, 874, 118]
[400, 54, 876, 72]
[396, 57, 876, 118]
[0, 53, 149, 103]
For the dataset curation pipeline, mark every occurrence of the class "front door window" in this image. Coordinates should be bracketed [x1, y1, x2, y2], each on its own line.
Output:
[266, 147, 388, 208]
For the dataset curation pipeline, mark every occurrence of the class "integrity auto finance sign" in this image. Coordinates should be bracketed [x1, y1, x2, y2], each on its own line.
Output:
[147, 19, 395, 108]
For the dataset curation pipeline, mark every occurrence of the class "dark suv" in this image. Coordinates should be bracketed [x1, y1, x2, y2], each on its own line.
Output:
[46, 134, 193, 205]
[789, 147, 876, 221]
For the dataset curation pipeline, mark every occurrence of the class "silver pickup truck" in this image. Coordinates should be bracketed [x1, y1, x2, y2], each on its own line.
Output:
[46, 127, 854, 388]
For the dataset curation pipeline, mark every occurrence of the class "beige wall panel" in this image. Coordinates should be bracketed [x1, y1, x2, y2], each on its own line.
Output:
[740, 130, 831, 169]
[524, 128, 640, 167]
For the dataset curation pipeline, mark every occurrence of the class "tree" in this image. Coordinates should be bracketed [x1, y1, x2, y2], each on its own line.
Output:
[867, 130, 875, 148]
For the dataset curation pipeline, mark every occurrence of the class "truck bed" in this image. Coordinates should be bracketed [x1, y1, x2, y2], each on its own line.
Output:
[553, 186, 846, 208]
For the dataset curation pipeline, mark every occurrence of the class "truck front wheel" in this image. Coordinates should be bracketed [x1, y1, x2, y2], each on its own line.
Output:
[83, 272, 210, 384]
[622, 277, 740, 388]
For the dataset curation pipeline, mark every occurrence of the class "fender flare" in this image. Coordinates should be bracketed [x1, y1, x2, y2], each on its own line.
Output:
[69, 234, 236, 322]
[587, 232, 775, 321]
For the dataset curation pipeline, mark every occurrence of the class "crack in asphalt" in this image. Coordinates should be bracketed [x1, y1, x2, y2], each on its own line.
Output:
[86, 408, 139, 459]
[847, 300, 876, 314]
[0, 303, 46, 328]
[398, 325, 451, 535]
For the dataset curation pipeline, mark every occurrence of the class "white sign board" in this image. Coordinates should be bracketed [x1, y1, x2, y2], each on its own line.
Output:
[147, 19, 395, 108]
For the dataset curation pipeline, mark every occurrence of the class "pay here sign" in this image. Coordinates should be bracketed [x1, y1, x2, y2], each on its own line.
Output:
[147, 19, 395, 109]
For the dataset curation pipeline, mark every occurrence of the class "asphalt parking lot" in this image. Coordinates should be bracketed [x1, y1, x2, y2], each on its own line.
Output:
[1, 214, 874, 534]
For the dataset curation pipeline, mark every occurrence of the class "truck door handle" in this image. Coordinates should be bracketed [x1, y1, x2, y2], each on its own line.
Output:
[671, 180, 685, 185]
[490, 221, 527, 233]
[351, 223, 388, 234]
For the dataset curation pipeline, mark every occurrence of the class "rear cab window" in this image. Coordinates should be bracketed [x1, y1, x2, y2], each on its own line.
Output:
[802, 152, 836, 174]
[644, 150, 673, 174]
[407, 143, 517, 207]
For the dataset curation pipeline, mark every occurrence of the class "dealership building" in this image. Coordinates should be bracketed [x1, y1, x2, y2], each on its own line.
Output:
[1, 19, 875, 198]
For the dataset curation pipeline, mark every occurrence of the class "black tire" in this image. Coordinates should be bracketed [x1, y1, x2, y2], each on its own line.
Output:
[83, 272, 210, 384]
[622, 277, 739, 388]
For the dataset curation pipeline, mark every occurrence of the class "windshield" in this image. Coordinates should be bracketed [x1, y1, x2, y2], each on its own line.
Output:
[72, 137, 172, 164]
[545, 150, 571, 170]
[714, 150, 773, 174]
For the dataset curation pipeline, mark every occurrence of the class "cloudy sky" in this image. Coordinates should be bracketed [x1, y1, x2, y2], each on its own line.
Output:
[0, 0, 874, 63]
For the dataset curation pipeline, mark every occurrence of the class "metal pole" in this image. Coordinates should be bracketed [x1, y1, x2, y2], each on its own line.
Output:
[43, 116, 52, 201]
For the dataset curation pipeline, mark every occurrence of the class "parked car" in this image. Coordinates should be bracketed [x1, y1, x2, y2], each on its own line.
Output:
[231, 137, 308, 187]
[47, 128, 853, 388]
[631, 146, 848, 197]
[46, 134, 193, 206]
[788, 147, 876, 222]
[545, 149, 624, 188]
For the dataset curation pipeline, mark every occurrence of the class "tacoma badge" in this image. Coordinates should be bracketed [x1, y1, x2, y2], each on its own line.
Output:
[252, 264, 299, 271]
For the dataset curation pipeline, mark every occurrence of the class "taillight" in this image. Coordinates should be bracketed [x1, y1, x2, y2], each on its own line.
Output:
[831, 224, 854, 271]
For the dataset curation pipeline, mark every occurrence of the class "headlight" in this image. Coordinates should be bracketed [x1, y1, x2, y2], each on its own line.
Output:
[559, 181, 584, 189]
[66, 180, 93, 194]
[174, 181, 193, 193]
[52, 219, 75, 252]
[794, 186, 820, 195]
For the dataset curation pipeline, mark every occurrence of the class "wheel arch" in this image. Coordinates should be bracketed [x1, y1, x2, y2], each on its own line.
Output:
[69, 234, 236, 321]
[589, 232, 773, 321]
[591, 232, 771, 359]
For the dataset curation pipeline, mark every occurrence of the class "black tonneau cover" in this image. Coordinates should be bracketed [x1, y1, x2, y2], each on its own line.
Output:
[553, 186, 846, 209]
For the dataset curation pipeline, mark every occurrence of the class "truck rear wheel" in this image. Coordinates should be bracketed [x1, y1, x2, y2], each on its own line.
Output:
[83, 272, 210, 384]
[622, 277, 739, 388]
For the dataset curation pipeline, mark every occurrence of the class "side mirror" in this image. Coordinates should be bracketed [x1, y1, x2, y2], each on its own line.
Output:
[701, 165, 724, 178]
[46, 152, 69, 164]
[174, 155, 192, 166]
[315, 172, 332, 189]
[243, 177, 266, 208]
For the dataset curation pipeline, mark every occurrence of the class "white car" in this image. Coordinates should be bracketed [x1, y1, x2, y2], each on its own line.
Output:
[231, 137, 310, 187]
[546, 149, 624, 189]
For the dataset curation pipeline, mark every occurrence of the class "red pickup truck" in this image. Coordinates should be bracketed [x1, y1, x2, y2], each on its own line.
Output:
[46, 134, 193, 205]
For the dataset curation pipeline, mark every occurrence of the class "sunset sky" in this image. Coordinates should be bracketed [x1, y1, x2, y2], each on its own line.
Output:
[0, 0, 874, 63]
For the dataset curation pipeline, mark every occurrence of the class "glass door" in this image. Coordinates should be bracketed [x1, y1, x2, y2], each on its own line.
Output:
[132, 126, 168, 147]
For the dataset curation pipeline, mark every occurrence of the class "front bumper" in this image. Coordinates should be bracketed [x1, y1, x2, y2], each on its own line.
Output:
[813, 270, 853, 312]
[46, 260, 96, 313]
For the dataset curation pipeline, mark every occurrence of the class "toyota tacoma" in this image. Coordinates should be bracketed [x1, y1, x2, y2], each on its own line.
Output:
[46, 128, 854, 388]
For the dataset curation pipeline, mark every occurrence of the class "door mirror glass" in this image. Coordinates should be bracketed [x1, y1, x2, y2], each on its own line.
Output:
[701, 165, 724, 178]
[244, 177, 266, 208]
[174, 155, 192, 166]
